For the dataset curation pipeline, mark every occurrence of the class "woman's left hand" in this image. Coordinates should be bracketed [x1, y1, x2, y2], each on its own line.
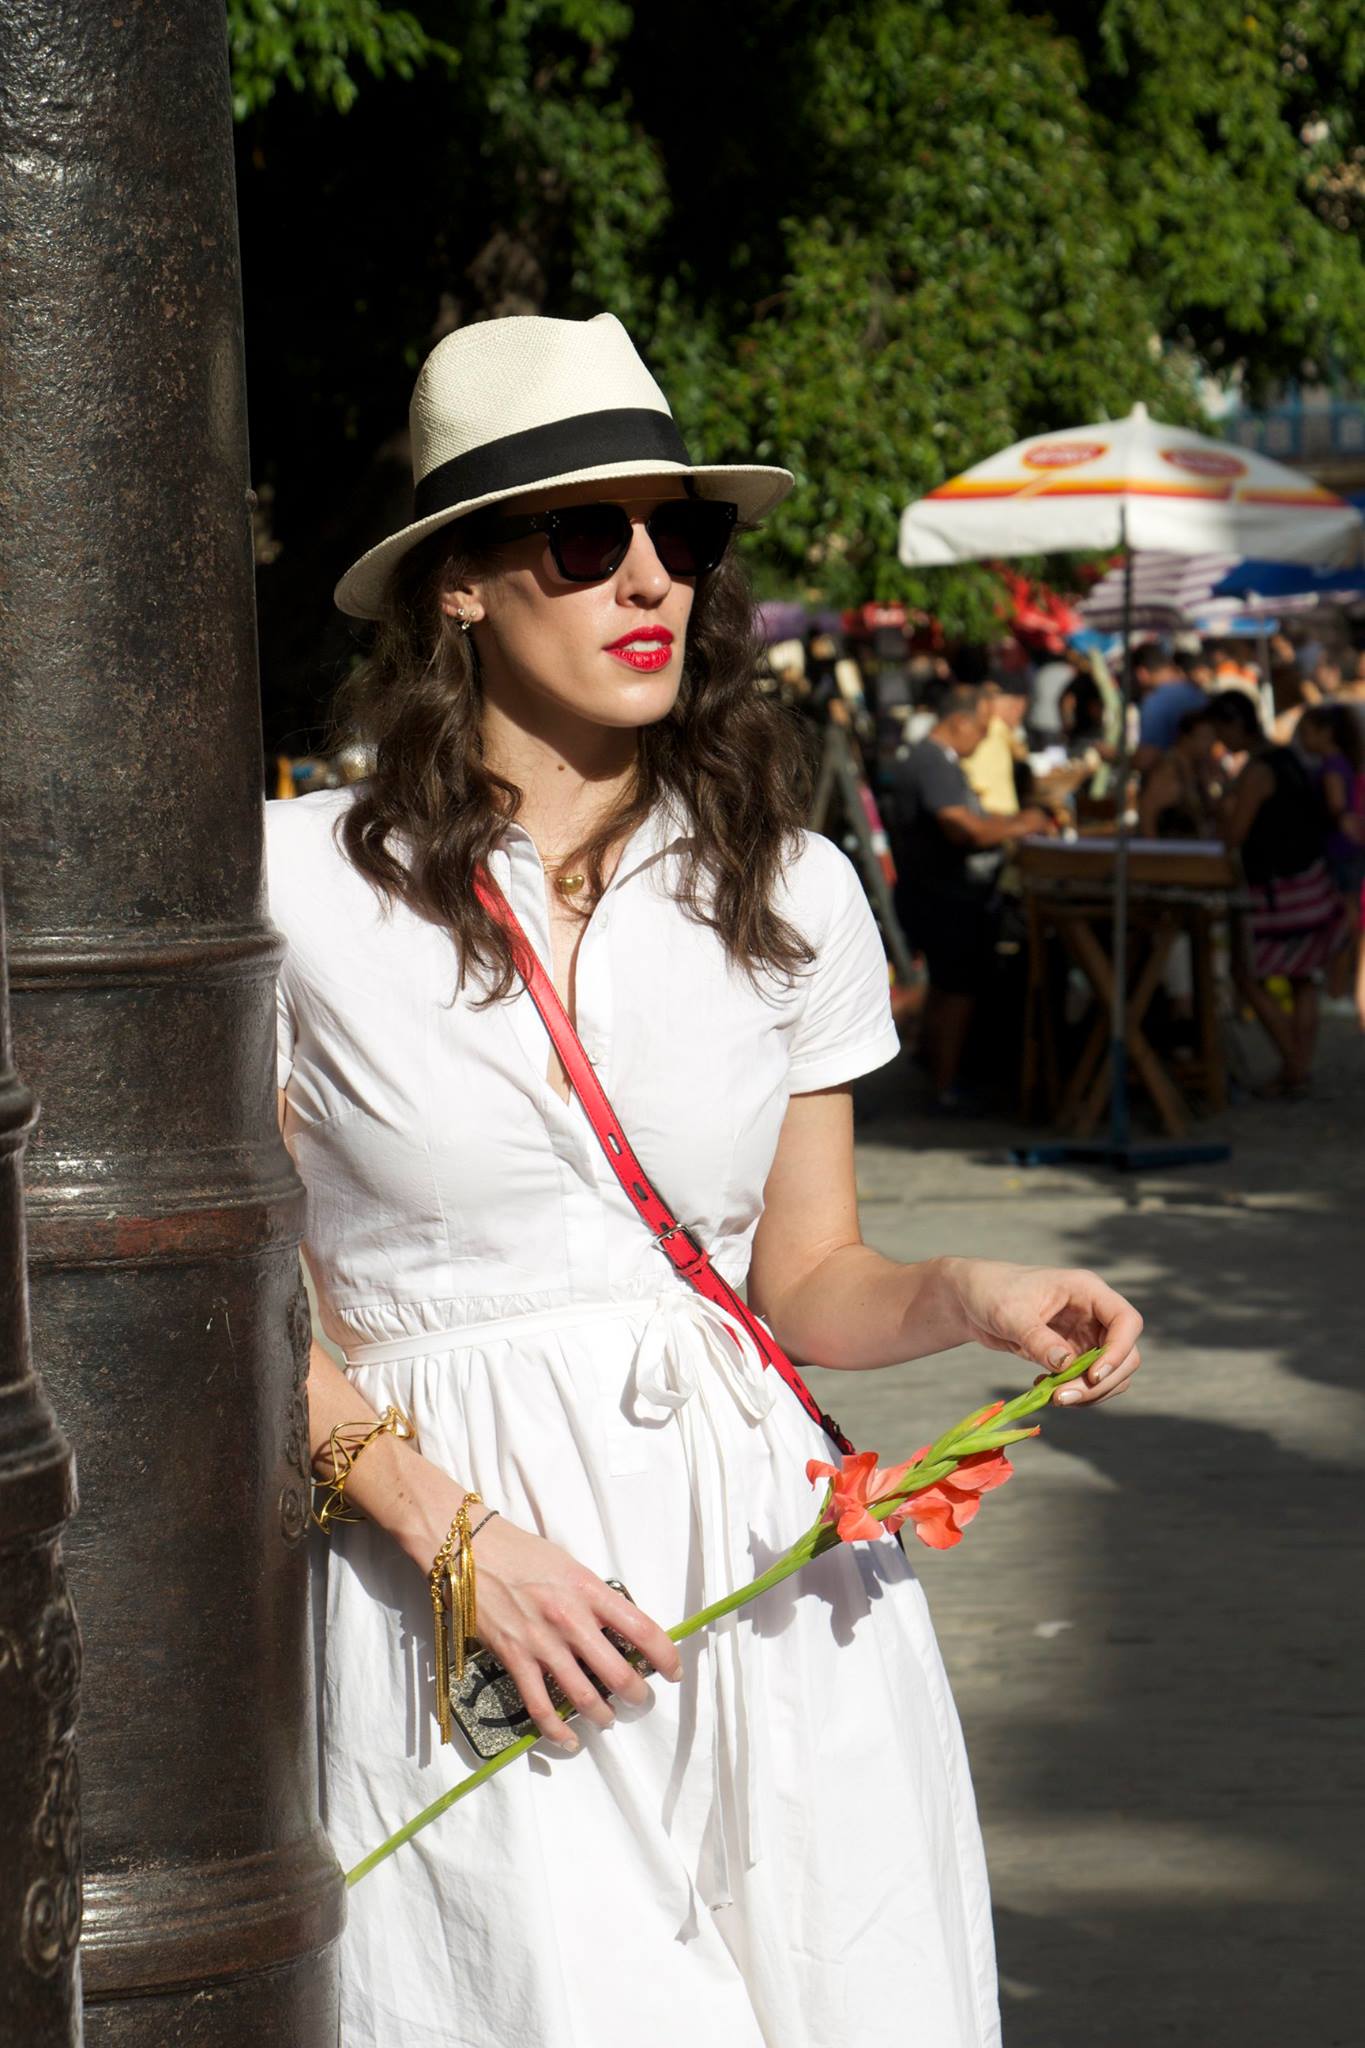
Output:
[939, 1257, 1142, 1405]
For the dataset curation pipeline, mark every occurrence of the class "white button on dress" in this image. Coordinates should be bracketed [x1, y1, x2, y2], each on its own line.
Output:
[267, 787, 1000, 2048]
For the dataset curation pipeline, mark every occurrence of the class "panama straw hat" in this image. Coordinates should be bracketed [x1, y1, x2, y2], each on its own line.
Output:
[334, 312, 796, 619]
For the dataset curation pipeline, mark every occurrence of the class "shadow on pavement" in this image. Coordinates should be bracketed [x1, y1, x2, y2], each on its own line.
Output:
[835, 1019, 1365, 2048]
[985, 1396, 1360, 2048]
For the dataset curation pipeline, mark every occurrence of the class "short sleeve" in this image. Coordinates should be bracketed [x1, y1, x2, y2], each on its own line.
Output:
[889, 743, 967, 820]
[262, 785, 366, 1106]
[1137, 693, 1166, 747]
[916, 744, 970, 814]
[786, 836, 901, 1094]
[264, 795, 306, 1091]
[275, 973, 296, 1090]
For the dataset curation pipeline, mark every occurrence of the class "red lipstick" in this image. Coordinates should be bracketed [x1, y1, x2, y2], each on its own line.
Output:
[604, 626, 675, 673]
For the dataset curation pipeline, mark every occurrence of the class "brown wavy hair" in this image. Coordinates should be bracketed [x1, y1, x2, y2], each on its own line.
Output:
[334, 521, 817, 1000]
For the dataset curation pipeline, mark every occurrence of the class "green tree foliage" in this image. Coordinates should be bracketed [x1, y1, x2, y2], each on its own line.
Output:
[228, 1, 1365, 732]
[228, 0, 458, 118]
[632, 1, 1204, 619]
[1066, 0, 1365, 387]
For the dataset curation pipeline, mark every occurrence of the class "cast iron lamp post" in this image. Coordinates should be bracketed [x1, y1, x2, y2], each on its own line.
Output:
[0, 878, 82, 2047]
[0, 3, 344, 2038]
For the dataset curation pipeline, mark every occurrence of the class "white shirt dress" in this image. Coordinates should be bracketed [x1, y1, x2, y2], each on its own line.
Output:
[267, 787, 1000, 2048]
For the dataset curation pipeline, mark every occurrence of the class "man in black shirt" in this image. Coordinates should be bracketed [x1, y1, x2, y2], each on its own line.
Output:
[889, 683, 1053, 1105]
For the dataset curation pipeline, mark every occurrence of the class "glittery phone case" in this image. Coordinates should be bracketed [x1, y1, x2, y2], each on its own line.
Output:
[448, 1579, 655, 1761]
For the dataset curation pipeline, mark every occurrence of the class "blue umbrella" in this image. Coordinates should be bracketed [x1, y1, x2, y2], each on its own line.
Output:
[1211, 557, 1365, 601]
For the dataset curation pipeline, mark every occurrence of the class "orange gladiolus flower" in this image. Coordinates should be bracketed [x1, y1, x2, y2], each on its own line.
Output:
[889, 1442, 1022, 1550]
[805, 1450, 920, 1543]
[808, 1428, 1027, 1552]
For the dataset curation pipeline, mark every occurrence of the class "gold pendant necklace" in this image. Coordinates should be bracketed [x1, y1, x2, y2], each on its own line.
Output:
[544, 850, 587, 898]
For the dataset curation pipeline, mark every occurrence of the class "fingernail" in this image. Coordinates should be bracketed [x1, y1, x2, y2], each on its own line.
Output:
[1048, 1347, 1071, 1370]
[562, 1733, 580, 1754]
[1055, 1388, 1082, 1405]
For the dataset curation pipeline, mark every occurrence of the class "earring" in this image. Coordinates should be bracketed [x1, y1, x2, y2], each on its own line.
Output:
[453, 610, 473, 634]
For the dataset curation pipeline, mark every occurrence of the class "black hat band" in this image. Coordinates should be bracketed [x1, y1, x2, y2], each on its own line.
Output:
[413, 408, 693, 522]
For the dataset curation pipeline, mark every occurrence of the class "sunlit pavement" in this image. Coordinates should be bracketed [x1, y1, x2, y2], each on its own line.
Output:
[807, 1017, 1365, 2048]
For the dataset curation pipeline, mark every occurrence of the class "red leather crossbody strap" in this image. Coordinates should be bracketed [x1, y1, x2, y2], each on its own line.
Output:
[475, 870, 856, 1457]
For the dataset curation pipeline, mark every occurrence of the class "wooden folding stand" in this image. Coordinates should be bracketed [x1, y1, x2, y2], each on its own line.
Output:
[1018, 838, 1240, 1140]
[809, 714, 917, 987]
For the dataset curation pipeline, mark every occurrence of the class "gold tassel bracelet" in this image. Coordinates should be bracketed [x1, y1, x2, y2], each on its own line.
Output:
[429, 1493, 497, 1745]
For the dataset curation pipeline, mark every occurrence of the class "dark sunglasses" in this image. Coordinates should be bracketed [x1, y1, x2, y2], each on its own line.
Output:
[474, 497, 738, 583]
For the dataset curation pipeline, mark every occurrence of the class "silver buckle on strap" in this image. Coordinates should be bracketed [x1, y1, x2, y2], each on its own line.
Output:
[654, 1221, 705, 1266]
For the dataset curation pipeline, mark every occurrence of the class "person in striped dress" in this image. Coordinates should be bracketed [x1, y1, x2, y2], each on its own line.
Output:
[1211, 690, 1347, 1097]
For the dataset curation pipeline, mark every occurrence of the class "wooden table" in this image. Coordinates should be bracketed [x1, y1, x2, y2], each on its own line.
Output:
[1017, 837, 1243, 1139]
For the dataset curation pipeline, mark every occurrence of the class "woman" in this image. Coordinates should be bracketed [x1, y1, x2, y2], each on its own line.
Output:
[268, 313, 1143, 2048]
[1136, 704, 1218, 840]
[1210, 689, 1346, 1096]
[1296, 703, 1365, 899]
[1297, 702, 1365, 1000]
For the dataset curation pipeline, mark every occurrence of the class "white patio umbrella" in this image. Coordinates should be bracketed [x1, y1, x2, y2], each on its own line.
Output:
[897, 404, 1364, 1166]
[899, 403, 1363, 569]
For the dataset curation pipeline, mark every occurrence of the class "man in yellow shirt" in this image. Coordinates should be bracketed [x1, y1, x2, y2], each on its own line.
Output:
[963, 678, 1027, 816]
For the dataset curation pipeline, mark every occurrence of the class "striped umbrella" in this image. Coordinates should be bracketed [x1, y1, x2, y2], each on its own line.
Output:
[1079, 551, 1240, 630]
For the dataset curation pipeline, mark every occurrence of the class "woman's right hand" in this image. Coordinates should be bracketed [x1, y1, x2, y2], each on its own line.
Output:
[417, 1498, 683, 1752]
[303, 1324, 682, 1755]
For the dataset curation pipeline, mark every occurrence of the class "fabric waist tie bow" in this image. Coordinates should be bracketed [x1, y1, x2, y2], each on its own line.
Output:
[629, 1287, 777, 1910]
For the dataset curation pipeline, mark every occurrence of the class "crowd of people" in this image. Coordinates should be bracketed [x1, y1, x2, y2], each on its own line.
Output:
[769, 615, 1365, 1114]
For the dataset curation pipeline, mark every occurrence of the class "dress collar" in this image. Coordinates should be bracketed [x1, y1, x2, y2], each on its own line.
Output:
[497, 792, 693, 894]
[609, 790, 693, 890]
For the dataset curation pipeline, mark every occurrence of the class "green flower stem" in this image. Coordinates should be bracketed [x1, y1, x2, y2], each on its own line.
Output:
[666, 1532, 823, 1644]
[994, 1349, 1101, 1425]
[343, 1534, 828, 1888]
[345, 1730, 541, 1887]
[921, 1349, 1100, 1465]
[345, 1353, 1100, 1887]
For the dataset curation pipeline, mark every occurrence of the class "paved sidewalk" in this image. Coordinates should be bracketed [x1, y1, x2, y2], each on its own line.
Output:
[805, 1018, 1365, 2048]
